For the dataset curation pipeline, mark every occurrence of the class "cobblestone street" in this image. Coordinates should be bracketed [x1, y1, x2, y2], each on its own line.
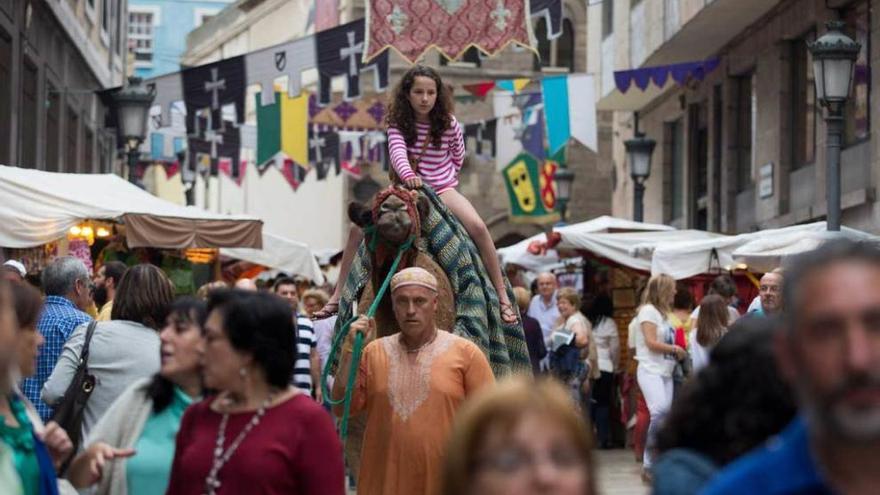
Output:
[595, 449, 648, 495]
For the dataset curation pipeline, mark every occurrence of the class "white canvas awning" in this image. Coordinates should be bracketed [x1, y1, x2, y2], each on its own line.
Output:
[558, 229, 720, 272]
[0, 165, 262, 249]
[221, 232, 325, 284]
[499, 216, 676, 273]
[651, 222, 878, 279]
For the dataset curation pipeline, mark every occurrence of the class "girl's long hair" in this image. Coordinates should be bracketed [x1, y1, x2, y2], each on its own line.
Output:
[386, 65, 454, 148]
[695, 294, 729, 347]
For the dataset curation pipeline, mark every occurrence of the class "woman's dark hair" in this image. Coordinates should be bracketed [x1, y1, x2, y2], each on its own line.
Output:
[111, 264, 175, 330]
[147, 297, 208, 413]
[656, 316, 796, 465]
[386, 65, 454, 148]
[585, 293, 614, 327]
[10, 282, 43, 329]
[708, 275, 737, 299]
[672, 283, 694, 311]
[695, 294, 729, 347]
[206, 289, 295, 389]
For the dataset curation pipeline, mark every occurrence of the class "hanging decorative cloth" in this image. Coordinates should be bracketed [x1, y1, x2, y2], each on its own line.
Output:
[150, 72, 184, 128]
[316, 19, 390, 105]
[182, 56, 247, 133]
[246, 36, 316, 107]
[280, 160, 310, 192]
[614, 58, 721, 93]
[219, 159, 247, 186]
[255, 91, 309, 168]
[462, 82, 497, 99]
[530, 0, 563, 40]
[496, 78, 531, 93]
[364, 0, 535, 64]
[501, 152, 559, 224]
[540, 73, 598, 154]
[308, 125, 340, 171]
[188, 116, 241, 176]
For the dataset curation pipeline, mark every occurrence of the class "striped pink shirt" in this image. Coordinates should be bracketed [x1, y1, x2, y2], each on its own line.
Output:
[388, 118, 466, 193]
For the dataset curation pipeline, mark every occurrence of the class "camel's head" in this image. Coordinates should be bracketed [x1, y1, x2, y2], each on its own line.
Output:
[349, 187, 430, 246]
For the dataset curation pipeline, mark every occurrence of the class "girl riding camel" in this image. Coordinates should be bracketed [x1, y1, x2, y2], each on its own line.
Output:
[313, 65, 518, 325]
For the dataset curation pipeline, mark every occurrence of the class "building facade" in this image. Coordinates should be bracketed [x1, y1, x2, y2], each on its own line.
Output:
[0, 0, 127, 173]
[596, 0, 879, 234]
[128, 0, 234, 79]
[169, 0, 612, 251]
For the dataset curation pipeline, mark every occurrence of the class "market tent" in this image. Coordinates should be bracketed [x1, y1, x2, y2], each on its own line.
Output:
[221, 232, 325, 284]
[731, 224, 878, 273]
[650, 222, 877, 279]
[0, 165, 262, 249]
[498, 216, 674, 272]
[557, 229, 721, 272]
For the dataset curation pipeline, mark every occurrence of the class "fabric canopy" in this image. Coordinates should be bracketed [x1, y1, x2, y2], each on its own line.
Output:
[0, 165, 262, 249]
[651, 222, 877, 280]
[221, 232, 325, 284]
[558, 229, 719, 272]
[498, 216, 675, 272]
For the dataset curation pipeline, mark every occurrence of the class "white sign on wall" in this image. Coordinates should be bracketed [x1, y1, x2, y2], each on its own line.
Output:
[759, 162, 774, 199]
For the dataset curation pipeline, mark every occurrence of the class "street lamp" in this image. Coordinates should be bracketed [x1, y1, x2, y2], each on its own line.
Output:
[553, 166, 575, 224]
[625, 132, 656, 222]
[112, 77, 155, 183]
[808, 20, 860, 231]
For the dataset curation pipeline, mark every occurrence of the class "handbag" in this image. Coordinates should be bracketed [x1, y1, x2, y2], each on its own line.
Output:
[51, 320, 98, 455]
[389, 131, 432, 185]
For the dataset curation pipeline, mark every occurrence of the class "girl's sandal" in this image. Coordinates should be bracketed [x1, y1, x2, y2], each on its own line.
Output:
[500, 302, 519, 324]
[311, 301, 340, 321]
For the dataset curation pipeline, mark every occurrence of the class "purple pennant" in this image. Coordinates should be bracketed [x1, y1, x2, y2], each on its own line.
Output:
[367, 101, 385, 125]
[614, 72, 634, 93]
[308, 94, 320, 118]
[333, 101, 358, 122]
[614, 58, 720, 93]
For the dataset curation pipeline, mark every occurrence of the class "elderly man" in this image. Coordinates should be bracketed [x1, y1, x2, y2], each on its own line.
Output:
[748, 269, 784, 316]
[333, 267, 494, 495]
[704, 239, 880, 494]
[21, 256, 93, 421]
[92, 261, 127, 321]
[1, 260, 26, 283]
[527, 272, 561, 343]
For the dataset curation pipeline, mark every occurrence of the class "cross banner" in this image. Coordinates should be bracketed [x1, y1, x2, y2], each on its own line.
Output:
[182, 56, 247, 133]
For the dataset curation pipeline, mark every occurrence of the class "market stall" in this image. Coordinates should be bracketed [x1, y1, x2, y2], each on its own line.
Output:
[220, 232, 325, 284]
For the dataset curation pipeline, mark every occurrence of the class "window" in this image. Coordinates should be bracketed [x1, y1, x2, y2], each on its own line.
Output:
[440, 46, 482, 67]
[0, 31, 11, 165]
[844, 2, 870, 145]
[791, 31, 817, 168]
[734, 74, 756, 192]
[533, 18, 574, 71]
[46, 84, 60, 172]
[128, 8, 158, 67]
[19, 60, 38, 169]
[602, 0, 614, 39]
[66, 107, 79, 173]
[665, 120, 684, 222]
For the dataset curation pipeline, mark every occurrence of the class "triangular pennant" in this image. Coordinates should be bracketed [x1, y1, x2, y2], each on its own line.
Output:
[462, 82, 496, 98]
[280, 159, 309, 192]
[341, 160, 362, 179]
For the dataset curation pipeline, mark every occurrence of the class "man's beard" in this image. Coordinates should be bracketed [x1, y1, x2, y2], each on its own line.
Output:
[93, 285, 109, 308]
[800, 372, 880, 442]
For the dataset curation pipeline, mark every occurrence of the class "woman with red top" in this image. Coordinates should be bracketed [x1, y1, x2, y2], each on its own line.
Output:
[313, 65, 518, 324]
[166, 289, 344, 495]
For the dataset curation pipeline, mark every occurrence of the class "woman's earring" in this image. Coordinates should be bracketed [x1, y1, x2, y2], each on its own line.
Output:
[239, 367, 247, 379]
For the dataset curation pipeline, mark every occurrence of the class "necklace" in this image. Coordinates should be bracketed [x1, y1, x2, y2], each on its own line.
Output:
[203, 393, 274, 495]
[401, 329, 438, 354]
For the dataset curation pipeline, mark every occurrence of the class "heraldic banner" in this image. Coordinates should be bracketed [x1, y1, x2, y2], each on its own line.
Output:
[502, 152, 561, 224]
[365, 0, 534, 64]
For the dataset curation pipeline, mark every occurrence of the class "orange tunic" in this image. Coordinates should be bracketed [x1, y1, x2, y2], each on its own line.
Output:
[350, 331, 494, 495]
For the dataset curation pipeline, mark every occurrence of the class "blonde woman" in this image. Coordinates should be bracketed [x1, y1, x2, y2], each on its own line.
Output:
[549, 288, 598, 403]
[633, 274, 687, 479]
[443, 377, 596, 495]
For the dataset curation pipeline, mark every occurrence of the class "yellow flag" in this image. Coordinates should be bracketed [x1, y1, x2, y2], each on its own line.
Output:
[512, 78, 530, 93]
[281, 92, 309, 167]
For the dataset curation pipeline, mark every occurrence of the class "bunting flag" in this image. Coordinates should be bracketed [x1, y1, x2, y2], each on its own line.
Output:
[219, 159, 248, 186]
[182, 56, 247, 132]
[280, 159, 310, 191]
[530, 0, 563, 40]
[149, 72, 184, 128]
[311, 94, 388, 130]
[496, 78, 531, 93]
[255, 91, 309, 167]
[364, 131, 389, 170]
[316, 19, 389, 105]
[188, 116, 241, 177]
[520, 107, 545, 161]
[493, 90, 542, 170]
[308, 125, 340, 171]
[541, 73, 597, 154]
[539, 147, 565, 212]
[365, 0, 535, 64]
[614, 58, 720, 93]
[502, 152, 559, 224]
[463, 82, 496, 98]
[246, 36, 316, 107]
[463, 120, 497, 158]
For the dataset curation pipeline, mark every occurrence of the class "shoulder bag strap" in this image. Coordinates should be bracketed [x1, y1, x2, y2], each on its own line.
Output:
[79, 321, 98, 366]
[408, 130, 432, 171]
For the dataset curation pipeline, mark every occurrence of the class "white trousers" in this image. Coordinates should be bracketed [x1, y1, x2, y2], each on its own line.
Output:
[637, 366, 674, 469]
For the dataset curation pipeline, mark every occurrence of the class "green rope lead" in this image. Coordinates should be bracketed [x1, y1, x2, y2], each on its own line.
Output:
[321, 235, 415, 442]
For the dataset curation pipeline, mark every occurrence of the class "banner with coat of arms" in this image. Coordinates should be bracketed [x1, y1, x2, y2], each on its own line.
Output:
[502, 151, 561, 224]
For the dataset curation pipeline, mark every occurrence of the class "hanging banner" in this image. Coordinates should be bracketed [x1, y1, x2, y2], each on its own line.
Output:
[496, 78, 531, 93]
[308, 125, 341, 171]
[364, 0, 535, 64]
[316, 19, 390, 105]
[188, 117, 241, 177]
[614, 58, 720, 93]
[540, 147, 565, 212]
[502, 152, 559, 224]
[246, 36, 316, 107]
[311, 94, 388, 130]
[530, 0, 563, 40]
[541, 73, 597, 154]
[182, 56, 247, 133]
[463, 82, 497, 98]
[255, 92, 309, 168]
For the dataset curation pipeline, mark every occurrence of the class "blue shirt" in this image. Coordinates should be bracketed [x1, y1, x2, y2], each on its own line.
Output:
[20, 296, 91, 422]
[701, 417, 833, 495]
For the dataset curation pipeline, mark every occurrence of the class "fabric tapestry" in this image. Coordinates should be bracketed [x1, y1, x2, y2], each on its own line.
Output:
[246, 36, 317, 107]
[182, 56, 247, 133]
[255, 92, 309, 167]
[365, 0, 535, 64]
[308, 125, 341, 171]
[188, 116, 241, 177]
[502, 152, 559, 224]
[333, 187, 532, 378]
[316, 19, 390, 105]
[530, 0, 563, 40]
